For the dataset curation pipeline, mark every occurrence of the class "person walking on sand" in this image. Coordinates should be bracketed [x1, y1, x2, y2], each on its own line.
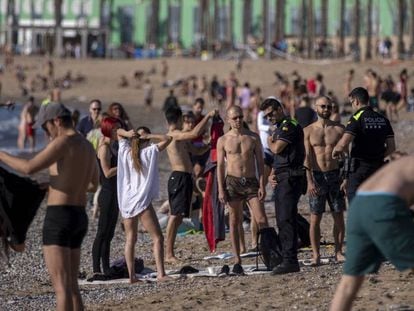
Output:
[164, 106, 216, 263]
[0, 102, 99, 311]
[217, 106, 270, 275]
[304, 96, 346, 266]
[117, 127, 172, 283]
[330, 155, 414, 311]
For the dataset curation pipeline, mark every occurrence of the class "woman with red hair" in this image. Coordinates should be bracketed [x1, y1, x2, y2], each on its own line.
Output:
[90, 116, 121, 280]
[106, 102, 133, 130]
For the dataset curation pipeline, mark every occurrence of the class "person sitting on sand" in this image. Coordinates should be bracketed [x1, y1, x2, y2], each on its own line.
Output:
[119, 75, 129, 88]
[330, 154, 414, 311]
[164, 106, 216, 263]
[117, 127, 172, 283]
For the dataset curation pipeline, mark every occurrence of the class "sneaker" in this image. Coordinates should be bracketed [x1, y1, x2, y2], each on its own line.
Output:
[232, 263, 245, 276]
[271, 262, 300, 275]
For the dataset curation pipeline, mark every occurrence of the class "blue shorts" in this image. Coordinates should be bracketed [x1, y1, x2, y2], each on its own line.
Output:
[309, 169, 346, 214]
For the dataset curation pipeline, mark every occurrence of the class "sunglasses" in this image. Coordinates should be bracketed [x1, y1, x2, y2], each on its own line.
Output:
[231, 115, 243, 121]
[318, 105, 333, 110]
[91, 108, 101, 111]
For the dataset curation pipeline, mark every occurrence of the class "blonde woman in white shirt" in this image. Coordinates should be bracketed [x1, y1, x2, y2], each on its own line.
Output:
[117, 127, 172, 283]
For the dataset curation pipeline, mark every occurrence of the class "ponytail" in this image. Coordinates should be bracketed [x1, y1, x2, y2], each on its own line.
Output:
[130, 126, 151, 173]
[131, 136, 142, 173]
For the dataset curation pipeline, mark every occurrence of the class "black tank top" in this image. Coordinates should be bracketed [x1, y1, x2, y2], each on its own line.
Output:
[98, 141, 118, 190]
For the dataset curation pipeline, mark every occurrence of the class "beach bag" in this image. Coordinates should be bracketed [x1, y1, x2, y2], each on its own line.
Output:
[256, 227, 283, 271]
[297, 213, 311, 248]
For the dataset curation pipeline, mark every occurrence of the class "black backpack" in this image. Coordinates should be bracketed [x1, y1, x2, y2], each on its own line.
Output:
[256, 227, 283, 271]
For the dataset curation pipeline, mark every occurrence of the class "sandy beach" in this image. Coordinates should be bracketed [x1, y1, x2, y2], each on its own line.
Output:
[1, 56, 414, 310]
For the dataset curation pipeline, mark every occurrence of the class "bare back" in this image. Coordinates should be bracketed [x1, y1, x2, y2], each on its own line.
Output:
[48, 134, 98, 206]
[359, 156, 414, 205]
[166, 130, 194, 173]
[306, 121, 344, 172]
[220, 130, 261, 178]
[24, 105, 39, 124]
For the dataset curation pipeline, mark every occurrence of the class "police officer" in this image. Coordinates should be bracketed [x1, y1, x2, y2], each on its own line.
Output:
[332, 87, 395, 202]
[261, 97, 306, 275]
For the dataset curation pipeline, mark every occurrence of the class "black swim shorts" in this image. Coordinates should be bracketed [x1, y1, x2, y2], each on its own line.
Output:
[43, 205, 88, 249]
[168, 171, 193, 217]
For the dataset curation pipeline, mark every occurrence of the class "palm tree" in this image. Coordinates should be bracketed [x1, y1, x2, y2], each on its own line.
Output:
[54, 0, 63, 57]
[149, 0, 160, 46]
[243, 0, 252, 44]
[353, 0, 361, 61]
[280, 0, 286, 41]
[198, 0, 207, 47]
[262, 0, 269, 46]
[321, 0, 328, 40]
[99, 0, 113, 58]
[229, 0, 234, 47]
[214, 0, 219, 42]
[410, 0, 414, 55]
[299, 0, 306, 55]
[365, 0, 372, 60]
[6, 0, 16, 47]
[167, 0, 172, 44]
[275, 0, 286, 44]
[177, 0, 182, 45]
[338, 0, 345, 56]
[307, 0, 314, 58]
[397, 0, 406, 58]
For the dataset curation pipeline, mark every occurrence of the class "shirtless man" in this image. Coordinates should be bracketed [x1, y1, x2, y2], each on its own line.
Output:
[164, 106, 216, 263]
[0, 102, 99, 311]
[330, 155, 414, 311]
[217, 106, 269, 274]
[304, 96, 346, 266]
[364, 69, 380, 110]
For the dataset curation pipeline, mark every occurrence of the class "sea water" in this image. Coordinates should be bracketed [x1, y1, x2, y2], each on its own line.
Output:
[0, 104, 47, 154]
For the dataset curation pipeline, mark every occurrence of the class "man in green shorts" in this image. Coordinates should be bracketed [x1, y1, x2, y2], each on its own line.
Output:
[330, 154, 414, 311]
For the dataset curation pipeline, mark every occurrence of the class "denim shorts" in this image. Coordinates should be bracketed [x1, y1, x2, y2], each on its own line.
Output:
[309, 169, 346, 214]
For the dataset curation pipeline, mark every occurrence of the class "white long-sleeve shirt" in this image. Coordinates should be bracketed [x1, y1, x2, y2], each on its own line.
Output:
[117, 139, 159, 218]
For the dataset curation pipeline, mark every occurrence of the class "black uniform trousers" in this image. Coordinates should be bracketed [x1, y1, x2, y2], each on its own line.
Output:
[273, 175, 305, 264]
[347, 162, 383, 203]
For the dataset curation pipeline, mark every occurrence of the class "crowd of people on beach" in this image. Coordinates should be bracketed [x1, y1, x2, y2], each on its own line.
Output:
[1, 59, 414, 311]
